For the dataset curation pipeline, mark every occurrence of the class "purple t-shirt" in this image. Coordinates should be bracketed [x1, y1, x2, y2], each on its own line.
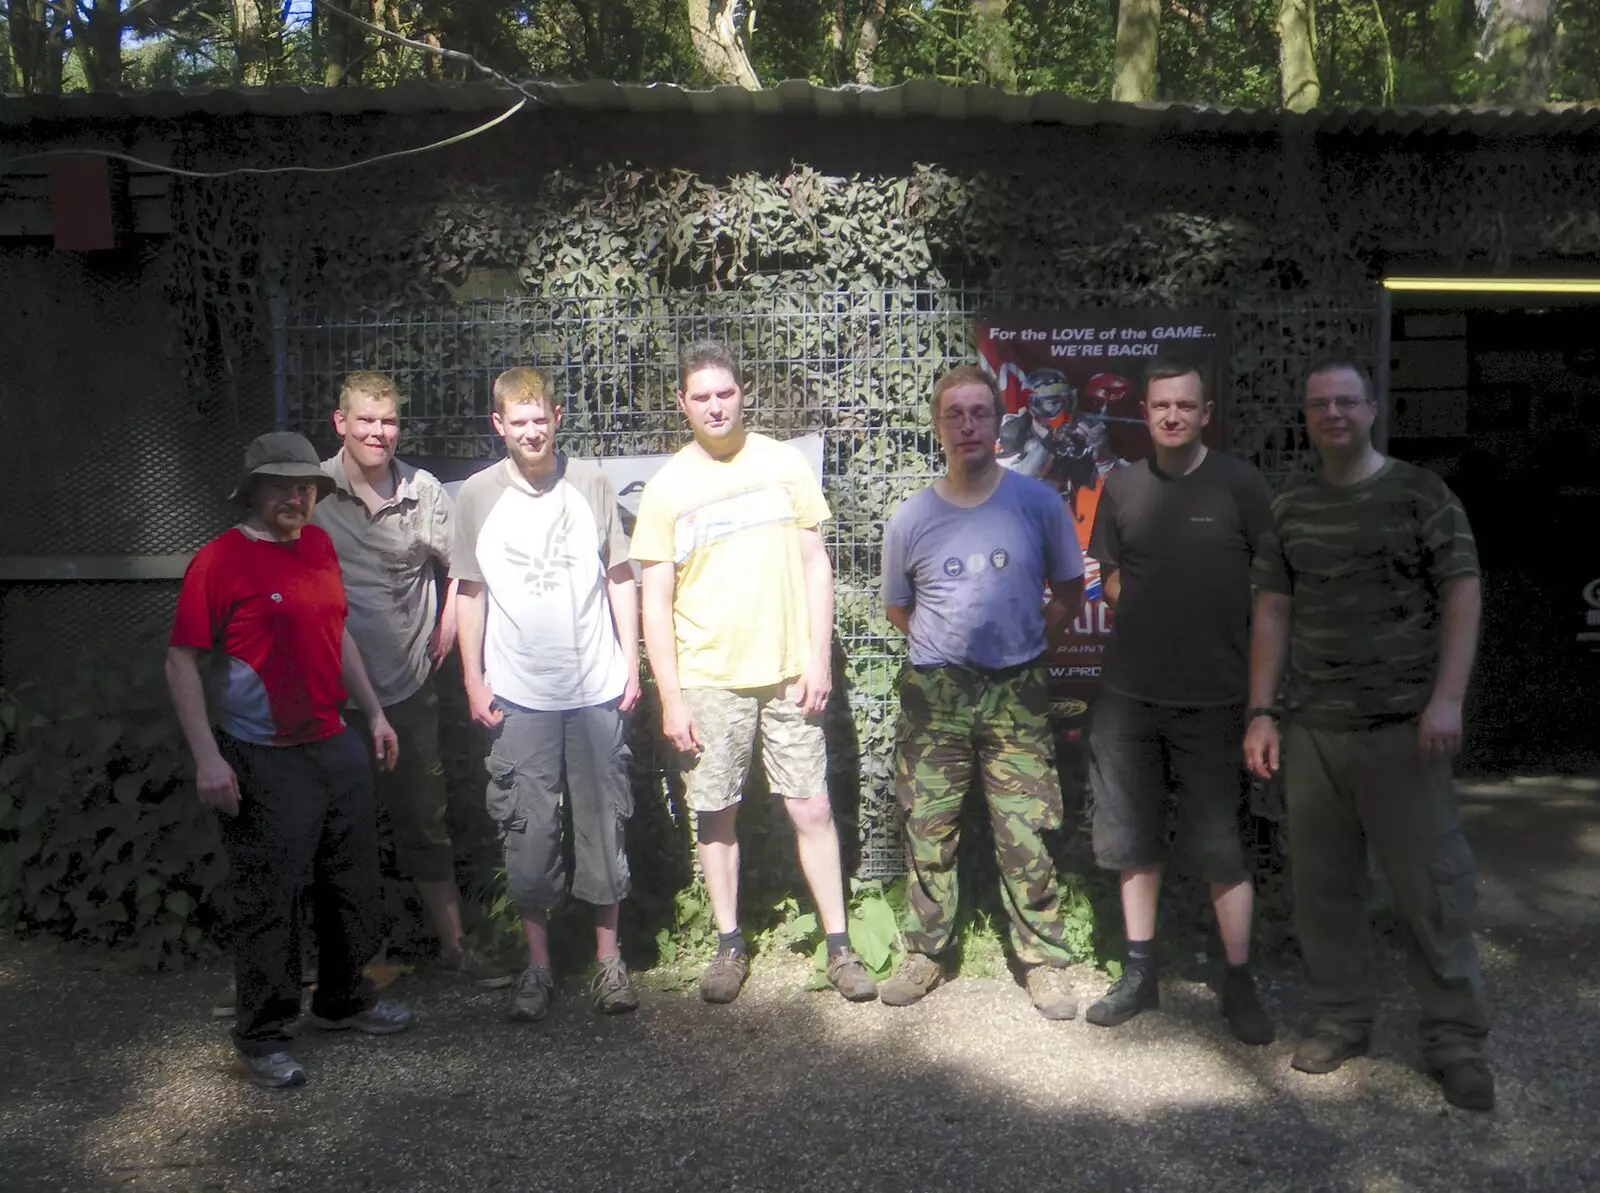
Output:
[882, 470, 1085, 670]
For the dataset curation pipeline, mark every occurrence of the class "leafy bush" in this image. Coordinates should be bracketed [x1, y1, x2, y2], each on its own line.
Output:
[0, 658, 228, 969]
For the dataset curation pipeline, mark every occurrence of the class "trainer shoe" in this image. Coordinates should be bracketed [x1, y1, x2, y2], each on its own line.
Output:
[1024, 964, 1078, 1020]
[509, 965, 557, 1022]
[878, 952, 943, 1007]
[825, 949, 879, 1003]
[1086, 964, 1159, 1027]
[309, 999, 413, 1035]
[239, 1051, 307, 1089]
[589, 955, 641, 1015]
[699, 949, 750, 1004]
[1221, 966, 1275, 1045]
[1433, 1057, 1495, 1111]
[437, 943, 516, 990]
[1290, 1031, 1370, 1074]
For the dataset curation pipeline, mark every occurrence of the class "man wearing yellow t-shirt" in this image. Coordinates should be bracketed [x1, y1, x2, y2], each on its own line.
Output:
[632, 341, 877, 1005]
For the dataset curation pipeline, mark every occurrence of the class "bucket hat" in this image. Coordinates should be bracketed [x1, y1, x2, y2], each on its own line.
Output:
[229, 432, 335, 505]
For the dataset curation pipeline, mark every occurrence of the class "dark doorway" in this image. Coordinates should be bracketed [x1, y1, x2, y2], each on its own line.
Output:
[1388, 305, 1600, 774]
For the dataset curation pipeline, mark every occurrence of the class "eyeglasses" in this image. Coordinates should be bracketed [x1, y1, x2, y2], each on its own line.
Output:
[1306, 396, 1370, 415]
[938, 410, 999, 428]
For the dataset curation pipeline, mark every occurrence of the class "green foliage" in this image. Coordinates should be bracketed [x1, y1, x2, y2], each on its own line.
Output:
[0, 660, 227, 970]
[653, 878, 722, 965]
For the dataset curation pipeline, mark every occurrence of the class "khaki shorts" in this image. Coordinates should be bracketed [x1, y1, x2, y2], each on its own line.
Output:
[679, 683, 827, 813]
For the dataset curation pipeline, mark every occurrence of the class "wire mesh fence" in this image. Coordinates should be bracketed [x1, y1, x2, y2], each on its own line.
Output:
[274, 286, 1379, 877]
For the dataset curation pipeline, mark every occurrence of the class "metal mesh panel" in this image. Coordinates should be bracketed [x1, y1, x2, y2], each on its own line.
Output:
[275, 286, 1378, 877]
[0, 243, 259, 557]
[0, 581, 179, 684]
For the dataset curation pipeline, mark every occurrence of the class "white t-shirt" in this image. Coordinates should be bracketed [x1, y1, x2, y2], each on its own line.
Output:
[449, 456, 629, 711]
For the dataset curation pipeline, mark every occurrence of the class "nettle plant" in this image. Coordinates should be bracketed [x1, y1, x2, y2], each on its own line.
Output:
[0, 657, 229, 968]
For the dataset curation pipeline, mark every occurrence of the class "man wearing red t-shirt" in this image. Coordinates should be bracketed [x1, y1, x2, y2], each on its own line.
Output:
[165, 432, 412, 1089]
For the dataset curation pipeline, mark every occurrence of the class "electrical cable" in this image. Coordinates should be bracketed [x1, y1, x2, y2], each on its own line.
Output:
[0, 96, 527, 178]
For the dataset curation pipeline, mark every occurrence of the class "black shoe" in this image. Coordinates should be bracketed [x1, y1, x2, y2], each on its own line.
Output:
[1221, 967, 1275, 1046]
[1433, 1057, 1495, 1112]
[1086, 964, 1159, 1028]
[1291, 1031, 1369, 1074]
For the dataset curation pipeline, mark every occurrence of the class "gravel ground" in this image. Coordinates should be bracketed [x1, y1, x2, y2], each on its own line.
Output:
[2, 777, 1597, 1193]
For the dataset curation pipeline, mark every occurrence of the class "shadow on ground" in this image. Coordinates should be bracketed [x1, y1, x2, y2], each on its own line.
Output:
[2, 776, 1598, 1193]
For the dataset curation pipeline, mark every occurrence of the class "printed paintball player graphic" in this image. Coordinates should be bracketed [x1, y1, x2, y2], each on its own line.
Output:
[992, 367, 1139, 522]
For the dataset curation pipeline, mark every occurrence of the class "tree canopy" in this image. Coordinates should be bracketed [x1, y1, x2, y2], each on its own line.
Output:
[2, 1, 1596, 106]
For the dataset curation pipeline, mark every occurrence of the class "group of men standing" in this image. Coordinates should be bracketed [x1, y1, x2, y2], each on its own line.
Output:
[167, 343, 1493, 1114]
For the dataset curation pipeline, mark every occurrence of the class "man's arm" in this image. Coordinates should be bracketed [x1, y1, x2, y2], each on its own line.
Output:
[428, 577, 460, 668]
[1103, 568, 1122, 608]
[342, 629, 398, 770]
[885, 605, 912, 635]
[607, 563, 642, 714]
[794, 527, 834, 716]
[1419, 575, 1480, 757]
[1046, 576, 1086, 647]
[1243, 590, 1292, 779]
[640, 561, 699, 753]
[164, 646, 240, 815]
[455, 579, 501, 728]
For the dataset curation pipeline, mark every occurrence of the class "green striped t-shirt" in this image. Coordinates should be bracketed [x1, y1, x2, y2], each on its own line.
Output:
[1251, 459, 1478, 730]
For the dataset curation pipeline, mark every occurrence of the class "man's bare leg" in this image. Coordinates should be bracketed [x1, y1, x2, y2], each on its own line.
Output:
[1210, 879, 1253, 966]
[695, 805, 741, 934]
[785, 793, 847, 935]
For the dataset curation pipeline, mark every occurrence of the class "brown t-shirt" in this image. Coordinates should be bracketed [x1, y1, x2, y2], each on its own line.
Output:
[1088, 451, 1274, 707]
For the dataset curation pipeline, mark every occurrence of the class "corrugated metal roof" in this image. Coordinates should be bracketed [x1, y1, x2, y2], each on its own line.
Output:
[3, 77, 1599, 136]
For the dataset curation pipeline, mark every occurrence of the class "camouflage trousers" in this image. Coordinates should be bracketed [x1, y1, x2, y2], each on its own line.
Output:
[894, 662, 1073, 967]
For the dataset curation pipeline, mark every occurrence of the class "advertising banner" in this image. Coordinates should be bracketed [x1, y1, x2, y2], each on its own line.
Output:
[977, 310, 1229, 719]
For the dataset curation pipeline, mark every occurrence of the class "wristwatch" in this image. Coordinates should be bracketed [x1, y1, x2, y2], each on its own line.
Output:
[1245, 707, 1281, 723]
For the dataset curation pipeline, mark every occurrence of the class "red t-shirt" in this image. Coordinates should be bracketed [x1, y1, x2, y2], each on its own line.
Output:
[170, 526, 349, 746]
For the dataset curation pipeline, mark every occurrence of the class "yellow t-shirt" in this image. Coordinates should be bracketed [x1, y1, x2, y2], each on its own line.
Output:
[630, 432, 830, 690]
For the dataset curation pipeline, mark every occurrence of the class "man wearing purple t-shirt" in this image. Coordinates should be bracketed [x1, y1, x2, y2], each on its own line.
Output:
[877, 365, 1087, 1019]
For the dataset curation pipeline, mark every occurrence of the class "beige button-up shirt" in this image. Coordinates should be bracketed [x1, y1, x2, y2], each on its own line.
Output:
[313, 449, 453, 707]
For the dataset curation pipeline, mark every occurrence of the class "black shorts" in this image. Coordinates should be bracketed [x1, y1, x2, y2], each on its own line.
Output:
[1088, 690, 1250, 884]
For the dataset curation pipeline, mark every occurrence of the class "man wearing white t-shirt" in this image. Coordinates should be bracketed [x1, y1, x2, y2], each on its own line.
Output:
[452, 367, 642, 1021]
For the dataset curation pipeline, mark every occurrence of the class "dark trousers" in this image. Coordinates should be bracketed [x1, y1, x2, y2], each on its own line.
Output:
[1285, 721, 1490, 1065]
[217, 728, 382, 1057]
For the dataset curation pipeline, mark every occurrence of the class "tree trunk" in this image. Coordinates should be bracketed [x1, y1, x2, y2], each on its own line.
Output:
[1476, 0, 1557, 102]
[232, 0, 271, 85]
[74, 0, 122, 91]
[321, 0, 368, 87]
[686, 0, 760, 88]
[7, 0, 45, 91]
[853, 0, 885, 85]
[970, 0, 1017, 91]
[1112, 0, 1159, 100]
[1277, 0, 1319, 111]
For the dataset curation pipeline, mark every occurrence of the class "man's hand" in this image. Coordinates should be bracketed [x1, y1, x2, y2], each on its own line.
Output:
[618, 664, 642, 715]
[791, 659, 832, 717]
[427, 604, 458, 669]
[1243, 716, 1281, 780]
[465, 676, 503, 729]
[662, 699, 702, 755]
[195, 752, 241, 816]
[370, 714, 400, 772]
[1418, 696, 1464, 758]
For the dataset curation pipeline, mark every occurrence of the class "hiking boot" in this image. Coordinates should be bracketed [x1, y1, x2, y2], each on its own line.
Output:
[310, 998, 413, 1035]
[1433, 1057, 1495, 1112]
[1291, 1031, 1370, 1074]
[239, 1051, 306, 1089]
[212, 978, 237, 1021]
[1024, 964, 1078, 1021]
[825, 949, 879, 1003]
[1086, 964, 1159, 1027]
[699, 949, 751, 1005]
[509, 965, 557, 1022]
[1221, 966, 1275, 1046]
[879, 953, 944, 1007]
[437, 943, 515, 990]
[589, 955, 640, 1015]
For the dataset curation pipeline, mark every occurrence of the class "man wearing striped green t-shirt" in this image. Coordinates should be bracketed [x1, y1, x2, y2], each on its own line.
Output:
[1245, 359, 1493, 1113]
